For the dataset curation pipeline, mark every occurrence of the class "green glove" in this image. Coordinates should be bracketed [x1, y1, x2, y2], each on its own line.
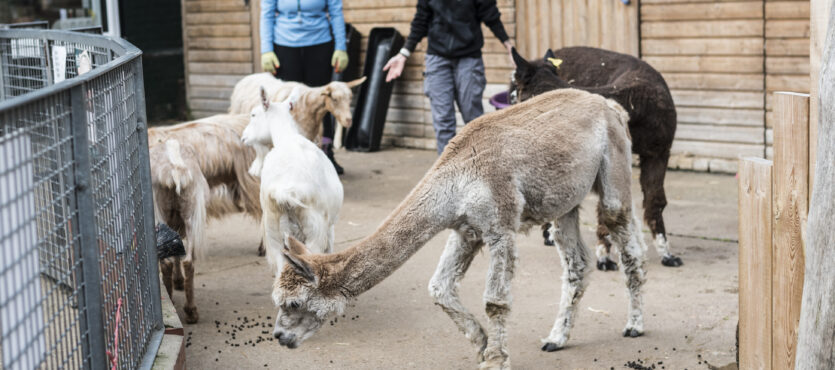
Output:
[261, 52, 279, 74]
[331, 50, 349, 73]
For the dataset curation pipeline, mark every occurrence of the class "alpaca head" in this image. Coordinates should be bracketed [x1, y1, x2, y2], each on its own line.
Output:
[322, 76, 366, 129]
[509, 47, 569, 104]
[272, 236, 347, 349]
[241, 86, 300, 148]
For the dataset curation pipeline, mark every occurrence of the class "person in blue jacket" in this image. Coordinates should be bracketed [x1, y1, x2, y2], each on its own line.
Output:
[260, 0, 348, 174]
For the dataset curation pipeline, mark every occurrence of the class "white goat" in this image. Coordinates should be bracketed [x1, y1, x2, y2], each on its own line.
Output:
[242, 87, 343, 276]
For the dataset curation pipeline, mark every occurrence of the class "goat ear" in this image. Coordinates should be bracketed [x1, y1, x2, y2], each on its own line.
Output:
[544, 48, 556, 60]
[511, 47, 531, 72]
[345, 76, 367, 88]
[320, 85, 332, 97]
[260, 86, 270, 111]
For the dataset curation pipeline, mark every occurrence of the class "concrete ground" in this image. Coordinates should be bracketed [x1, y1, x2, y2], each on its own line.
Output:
[176, 148, 739, 369]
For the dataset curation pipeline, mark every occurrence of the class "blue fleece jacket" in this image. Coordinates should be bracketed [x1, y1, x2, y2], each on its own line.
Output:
[260, 0, 346, 53]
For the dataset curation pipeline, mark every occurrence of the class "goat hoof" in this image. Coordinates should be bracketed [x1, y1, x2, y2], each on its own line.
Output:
[257, 243, 266, 257]
[183, 306, 199, 324]
[661, 255, 683, 267]
[541, 342, 562, 352]
[623, 328, 643, 338]
[542, 229, 555, 246]
[597, 258, 618, 271]
[543, 238, 555, 247]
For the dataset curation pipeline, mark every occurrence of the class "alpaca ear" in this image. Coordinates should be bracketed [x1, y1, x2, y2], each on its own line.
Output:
[345, 76, 367, 88]
[281, 249, 317, 283]
[544, 48, 556, 60]
[284, 235, 310, 255]
[281, 236, 316, 282]
[511, 47, 531, 72]
[260, 86, 270, 111]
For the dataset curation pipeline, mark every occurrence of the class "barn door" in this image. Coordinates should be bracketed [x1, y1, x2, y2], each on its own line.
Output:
[516, 0, 639, 60]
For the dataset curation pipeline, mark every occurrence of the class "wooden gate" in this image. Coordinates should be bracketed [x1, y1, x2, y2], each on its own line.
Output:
[515, 0, 639, 59]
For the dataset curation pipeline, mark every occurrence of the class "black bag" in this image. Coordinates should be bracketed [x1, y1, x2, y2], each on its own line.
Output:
[156, 223, 186, 260]
[344, 28, 404, 152]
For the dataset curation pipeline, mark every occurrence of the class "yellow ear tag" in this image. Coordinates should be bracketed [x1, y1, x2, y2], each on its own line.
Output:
[547, 57, 563, 69]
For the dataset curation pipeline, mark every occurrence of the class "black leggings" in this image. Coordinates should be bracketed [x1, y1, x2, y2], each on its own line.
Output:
[274, 41, 335, 140]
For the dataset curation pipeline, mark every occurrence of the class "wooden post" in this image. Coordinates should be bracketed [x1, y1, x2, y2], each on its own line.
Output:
[809, 0, 832, 187]
[796, 1, 835, 367]
[738, 157, 774, 370]
[771, 91, 810, 370]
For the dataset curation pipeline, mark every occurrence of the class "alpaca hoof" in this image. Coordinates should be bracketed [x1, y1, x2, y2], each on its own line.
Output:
[541, 342, 562, 352]
[623, 328, 643, 338]
[542, 228, 554, 246]
[257, 243, 266, 257]
[661, 255, 683, 267]
[173, 280, 184, 291]
[183, 306, 199, 324]
[597, 257, 618, 271]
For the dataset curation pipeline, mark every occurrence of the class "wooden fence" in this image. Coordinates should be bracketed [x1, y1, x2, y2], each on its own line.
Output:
[738, 91, 810, 370]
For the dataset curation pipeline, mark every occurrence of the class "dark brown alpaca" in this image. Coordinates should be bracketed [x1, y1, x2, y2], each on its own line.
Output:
[509, 46, 681, 268]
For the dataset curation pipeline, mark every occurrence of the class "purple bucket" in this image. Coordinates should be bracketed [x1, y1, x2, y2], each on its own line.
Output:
[489, 91, 511, 110]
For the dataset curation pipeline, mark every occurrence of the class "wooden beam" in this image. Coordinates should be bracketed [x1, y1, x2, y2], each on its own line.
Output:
[795, 2, 835, 366]
[809, 0, 831, 187]
[738, 156, 774, 370]
[771, 91, 809, 370]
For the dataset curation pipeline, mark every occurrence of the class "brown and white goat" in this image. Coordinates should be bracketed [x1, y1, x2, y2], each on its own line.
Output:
[148, 114, 261, 324]
[228, 73, 365, 144]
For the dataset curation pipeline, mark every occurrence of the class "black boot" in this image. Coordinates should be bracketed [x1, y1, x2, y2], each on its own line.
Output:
[325, 144, 344, 175]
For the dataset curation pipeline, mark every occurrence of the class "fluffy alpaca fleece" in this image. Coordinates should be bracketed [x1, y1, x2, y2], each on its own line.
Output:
[268, 88, 648, 369]
[241, 88, 343, 297]
[509, 47, 680, 269]
[148, 114, 262, 324]
[228, 73, 365, 143]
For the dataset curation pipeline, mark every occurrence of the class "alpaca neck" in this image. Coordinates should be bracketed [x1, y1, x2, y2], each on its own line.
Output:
[330, 173, 453, 297]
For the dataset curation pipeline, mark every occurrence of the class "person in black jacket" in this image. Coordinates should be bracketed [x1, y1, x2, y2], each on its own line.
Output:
[383, 0, 513, 153]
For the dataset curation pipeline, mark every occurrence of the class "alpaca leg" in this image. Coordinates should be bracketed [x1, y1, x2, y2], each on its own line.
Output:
[605, 210, 647, 337]
[595, 211, 617, 271]
[172, 257, 184, 291]
[542, 208, 590, 351]
[160, 259, 175, 298]
[639, 154, 681, 267]
[326, 225, 335, 254]
[480, 232, 516, 369]
[181, 257, 199, 324]
[429, 232, 487, 356]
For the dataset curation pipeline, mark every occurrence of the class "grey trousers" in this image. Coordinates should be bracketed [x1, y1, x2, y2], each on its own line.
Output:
[423, 54, 486, 153]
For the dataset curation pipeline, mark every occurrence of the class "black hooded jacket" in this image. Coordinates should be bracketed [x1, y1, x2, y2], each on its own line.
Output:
[403, 0, 509, 59]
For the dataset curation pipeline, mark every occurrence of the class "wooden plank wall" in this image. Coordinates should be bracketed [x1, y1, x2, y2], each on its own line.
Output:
[516, 0, 639, 59]
[182, 0, 255, 118]
[642, 0, 767, 173]
[343, 0, 516, 150]
[765, 0, 811, 158]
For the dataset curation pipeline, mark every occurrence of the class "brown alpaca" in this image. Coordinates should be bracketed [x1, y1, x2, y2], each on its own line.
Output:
[269, 89, 648, 369]
[509, 47, 681, 269]
[148, 114, 261, 323]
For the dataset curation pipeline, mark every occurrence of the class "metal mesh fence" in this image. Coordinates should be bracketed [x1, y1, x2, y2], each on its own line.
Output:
[0, 29, 162, 369]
